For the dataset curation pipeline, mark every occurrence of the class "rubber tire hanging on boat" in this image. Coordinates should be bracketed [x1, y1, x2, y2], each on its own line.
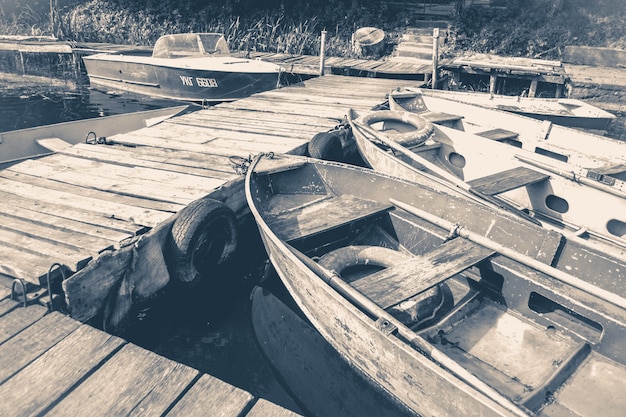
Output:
[318, 245, 452, 329]
[308, 131, 344, 162]
[166, 196, 238, 285]
[361, 110, 433, 147]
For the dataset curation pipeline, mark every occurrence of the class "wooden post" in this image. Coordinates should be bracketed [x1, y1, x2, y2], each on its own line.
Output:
[432, 28, 439, 89]
[49, 0, 56, 36]
[319, 30, 327, 76]
[489, 74, 497, 95]
[555, 84, 563, 98]
[529, 79, 538, 97]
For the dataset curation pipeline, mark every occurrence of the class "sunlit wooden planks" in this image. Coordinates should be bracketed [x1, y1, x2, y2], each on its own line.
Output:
[8, 155, 225, 205]
[0, 173, 173, 227]
[0, 303, 302, 417]
[46, 343, 199, 416]
[166, 373, 254, 417]
[0, 322, 126, 416]
[0, 312, 80, 385]
[57, 143, 237, 179]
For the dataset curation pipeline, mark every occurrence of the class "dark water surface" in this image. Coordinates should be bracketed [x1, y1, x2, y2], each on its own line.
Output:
[1, 80, 304, 415]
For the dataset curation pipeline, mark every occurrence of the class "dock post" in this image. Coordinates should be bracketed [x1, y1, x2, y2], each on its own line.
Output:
[432, 28, 439, 89]
[319, 30, 327, 75]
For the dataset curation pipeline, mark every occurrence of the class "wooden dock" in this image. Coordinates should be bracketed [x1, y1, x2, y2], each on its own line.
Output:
[231, 50, 435, 79]
[0, 75, 419, 413]
[0, 286, 301, 416]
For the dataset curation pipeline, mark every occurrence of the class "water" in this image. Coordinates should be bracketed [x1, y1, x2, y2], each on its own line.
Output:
[1, 78, 304, 415]
[0, 79, 188, 132]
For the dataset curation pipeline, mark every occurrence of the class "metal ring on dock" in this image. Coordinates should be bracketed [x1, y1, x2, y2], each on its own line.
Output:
[10, 279, 28, 308]
[46, 263, 67, 312]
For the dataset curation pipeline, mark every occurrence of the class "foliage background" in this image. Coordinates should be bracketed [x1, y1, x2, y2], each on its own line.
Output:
[1, 0, 625, 59]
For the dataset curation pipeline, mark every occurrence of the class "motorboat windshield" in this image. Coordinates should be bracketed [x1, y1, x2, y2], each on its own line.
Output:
[152, 33, 231, 58]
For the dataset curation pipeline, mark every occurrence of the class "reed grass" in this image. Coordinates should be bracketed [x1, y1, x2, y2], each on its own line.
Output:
[1, 0, 625, 60]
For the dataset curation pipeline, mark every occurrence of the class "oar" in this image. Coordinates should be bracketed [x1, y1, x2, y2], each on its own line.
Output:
[515, 154, 626, 199]
[389, 198, 626, 311]
[350, 115, 541, 226]
[287, 243, 530, 417]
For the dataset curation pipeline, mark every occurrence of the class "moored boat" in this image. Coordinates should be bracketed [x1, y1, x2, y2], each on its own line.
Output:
[415, 88, 616, 131]
[348, 108, 626, 247]
[389, 88, 626, 172]
[245, 153, 626, 417]
[0, 104, 188, 169]
[250, 285, 416, 417]
[82, 33, 284, 102]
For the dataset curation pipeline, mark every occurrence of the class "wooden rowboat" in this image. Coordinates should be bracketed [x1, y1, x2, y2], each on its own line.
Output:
[348, 108, 626, 248]
[388, 88, 626, 172]
[0, 105, 189, 169]
[250, 286, 414, 417]
[414, 89, 616, 131]
[245, 153, 626, 417]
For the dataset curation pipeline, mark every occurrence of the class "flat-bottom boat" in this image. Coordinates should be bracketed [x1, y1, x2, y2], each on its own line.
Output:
[245, 153, 626, 417]
[388, 88, 626, 172]
[347, 108, 626, 247]
[250, 285, 416, 417]
[417, 88, 616, 131]
[0, 105, 188, 169]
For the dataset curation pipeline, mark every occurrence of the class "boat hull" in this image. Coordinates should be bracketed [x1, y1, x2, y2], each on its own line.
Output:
[422, 90, 616, 131]
[0, 105, 188, 169]
[83, 56, 281, 102]
[390, 89, 626, 171]
[246, 155, 626, 417]
[250, 286, 418, 417]
[350, 115, 626, 246]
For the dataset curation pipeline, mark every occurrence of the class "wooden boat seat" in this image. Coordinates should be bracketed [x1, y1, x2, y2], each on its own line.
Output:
[266, 194, 394, 242]
[591, 163, 626, 177]
[36, 137, 72, 153]
[421, 111, 463, 127]
[474, 128, 520, 143]
[351, 237, 494, 309]
[467, 166, 550, 196]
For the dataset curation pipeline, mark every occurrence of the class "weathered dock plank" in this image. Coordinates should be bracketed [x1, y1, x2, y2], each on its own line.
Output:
[0, 224, 93, 273]
[0, 245, 72, 285]
[46, 343, 199, 416]
[2, 167, 186, 213]
[0, 189, 143, 236]
[0, 323, 125, 416]
[0, 174, 173, 227]
[0, 297, 18, 315]
[59, 143, 237, 179]
[0, 312, 80, 384]
[0, 302, 47, 344]
[0, 303, 302, 417]
[247, 399, 303, 417]
[0, 200, 132, 243]
[166, 373, 255, 417]
[10, 155, 226, 205]
[0, 212, 116, 254]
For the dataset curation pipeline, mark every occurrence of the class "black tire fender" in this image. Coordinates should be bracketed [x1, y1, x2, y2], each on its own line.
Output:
[361, 110, 433, 147]
[308, 131, 344, 162]
[166, 197, 238, 285]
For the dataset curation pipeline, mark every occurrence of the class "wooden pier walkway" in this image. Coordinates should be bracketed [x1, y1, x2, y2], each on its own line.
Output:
[0, 286, 300, 416]
[0, 75, 420, 415]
